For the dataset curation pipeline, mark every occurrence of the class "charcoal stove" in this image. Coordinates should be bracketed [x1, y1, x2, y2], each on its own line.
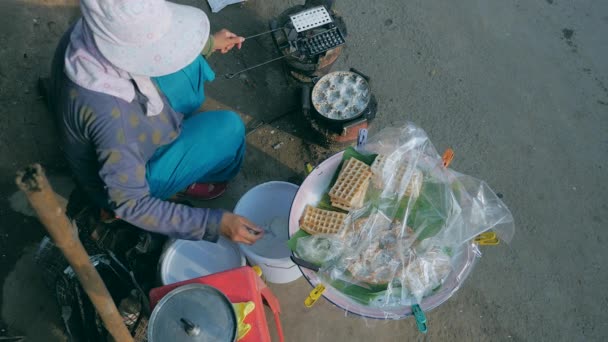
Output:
[270, 1, 347, 82]
[225, 1, 346, 80]
[279, 2, 377, 144]
[302, 68, 377, 145]
[227, 0, 377, 145]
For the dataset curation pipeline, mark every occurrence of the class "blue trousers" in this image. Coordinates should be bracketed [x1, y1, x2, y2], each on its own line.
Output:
[147, 56, 246, 199]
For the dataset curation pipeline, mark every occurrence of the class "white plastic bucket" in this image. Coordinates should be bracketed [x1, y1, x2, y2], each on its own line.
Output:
[159, 237, 245, 285]
[234, 181, 302, 284]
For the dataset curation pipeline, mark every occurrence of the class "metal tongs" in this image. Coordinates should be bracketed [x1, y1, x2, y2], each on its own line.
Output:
[224, 55, 290, 79]
[223, 25, 292, 79]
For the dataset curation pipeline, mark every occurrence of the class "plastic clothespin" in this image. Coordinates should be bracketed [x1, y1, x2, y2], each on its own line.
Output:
[357, 128, 368, 147]
[304, 284, 326, 308]
[411, 304, 427, 334]
[252, 265, 263, 277]
[442, 148, 454, 168]
[305, 162, 314, 176]
[474, 231, 500, 246]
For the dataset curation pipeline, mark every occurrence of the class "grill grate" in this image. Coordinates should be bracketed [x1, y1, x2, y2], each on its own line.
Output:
[290, 6, 333, 32]
[299, 26, 345, 57]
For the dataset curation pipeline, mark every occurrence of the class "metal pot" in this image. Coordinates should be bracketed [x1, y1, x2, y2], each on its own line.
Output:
[311, 69, 372, 122]
[148, 284, 237, 342]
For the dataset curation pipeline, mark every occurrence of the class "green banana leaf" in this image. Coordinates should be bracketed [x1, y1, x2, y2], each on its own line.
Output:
[327, 278, 390, 305]
[406, 179, 451, 241]
[287, 229, 311, 252]
[289, 147, 378, 256]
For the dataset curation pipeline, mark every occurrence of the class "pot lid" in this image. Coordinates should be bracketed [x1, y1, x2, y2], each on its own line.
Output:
[160, 237, 245, 285]
[148, 284, 237, 342]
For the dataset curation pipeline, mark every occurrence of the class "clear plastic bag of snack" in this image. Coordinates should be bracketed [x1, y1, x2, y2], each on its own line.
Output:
[311, 122, 514, 308]
[295, 234, 344, 265]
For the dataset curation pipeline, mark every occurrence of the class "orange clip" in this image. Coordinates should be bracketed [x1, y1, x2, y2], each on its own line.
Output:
[442, 148, 454, 168]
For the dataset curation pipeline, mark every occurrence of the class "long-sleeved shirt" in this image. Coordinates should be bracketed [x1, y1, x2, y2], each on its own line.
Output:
[50, 27, 222, 242]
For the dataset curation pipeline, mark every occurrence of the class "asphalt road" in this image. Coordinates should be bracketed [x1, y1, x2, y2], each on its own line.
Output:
[0, 0, 606, 341]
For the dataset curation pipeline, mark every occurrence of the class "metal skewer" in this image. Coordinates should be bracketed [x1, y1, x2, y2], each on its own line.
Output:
[224, 54, 290, 79]
[243, 28, 283, 40]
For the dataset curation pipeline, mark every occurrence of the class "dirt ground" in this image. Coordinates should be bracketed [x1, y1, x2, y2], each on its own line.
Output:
[1, 0, 607, 341]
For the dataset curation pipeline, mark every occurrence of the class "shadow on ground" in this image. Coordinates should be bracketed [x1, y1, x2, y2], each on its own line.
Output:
[184, 0, 302, 122]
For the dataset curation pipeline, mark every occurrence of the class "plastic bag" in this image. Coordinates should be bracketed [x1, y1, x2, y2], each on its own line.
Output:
[295, 234, 344, 265]
[295, 122, 514, 311]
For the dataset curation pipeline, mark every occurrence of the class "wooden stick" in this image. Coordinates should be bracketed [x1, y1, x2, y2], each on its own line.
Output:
[15, 164, 133, 342]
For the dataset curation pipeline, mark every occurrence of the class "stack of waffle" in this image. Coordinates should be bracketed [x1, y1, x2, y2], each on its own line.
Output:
[370, 154, 423, 197]
[328, 158, 372, 211]
[299, 205, 347, 235]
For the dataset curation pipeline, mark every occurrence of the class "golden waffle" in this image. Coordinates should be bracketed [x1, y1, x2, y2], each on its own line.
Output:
[370, 154, 386, 180]
[299, 205, 347, 235]
[331, 178, 369, 211]
[370, 155, 422, 197]
[370, 154, 389, 188]
[331, 200, 352, 212]
[402, 169, 423, 197]
[329, 158, 372, 207]
[352, 217, 368, 232]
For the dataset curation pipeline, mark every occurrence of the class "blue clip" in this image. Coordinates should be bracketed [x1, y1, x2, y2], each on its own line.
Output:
[357, 128, 368, 147]
[412, 304, 427, 334]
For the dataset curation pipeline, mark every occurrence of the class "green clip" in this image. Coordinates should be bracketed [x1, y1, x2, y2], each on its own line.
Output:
[412, 304, 427, 334]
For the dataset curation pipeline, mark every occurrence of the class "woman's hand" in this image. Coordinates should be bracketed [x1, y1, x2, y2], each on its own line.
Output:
[220, 213, 264, 244]
[213, 29, 245, 54]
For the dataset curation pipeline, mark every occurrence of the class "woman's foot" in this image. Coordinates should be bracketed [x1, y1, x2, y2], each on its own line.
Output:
[178, 182, 227, 201]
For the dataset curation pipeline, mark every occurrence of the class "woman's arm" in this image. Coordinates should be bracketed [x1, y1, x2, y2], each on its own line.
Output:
[97, 142, 224, 241]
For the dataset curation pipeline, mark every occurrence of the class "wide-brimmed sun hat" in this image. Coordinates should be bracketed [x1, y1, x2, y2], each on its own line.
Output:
[80, 0, 210, 77]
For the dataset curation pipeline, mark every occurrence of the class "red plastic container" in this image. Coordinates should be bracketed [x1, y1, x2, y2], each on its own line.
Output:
[150, 266, 284, 342]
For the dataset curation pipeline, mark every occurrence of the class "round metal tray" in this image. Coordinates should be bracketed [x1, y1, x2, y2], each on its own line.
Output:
[288, 151, 479, 319]
[312, 71, 371, 122]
